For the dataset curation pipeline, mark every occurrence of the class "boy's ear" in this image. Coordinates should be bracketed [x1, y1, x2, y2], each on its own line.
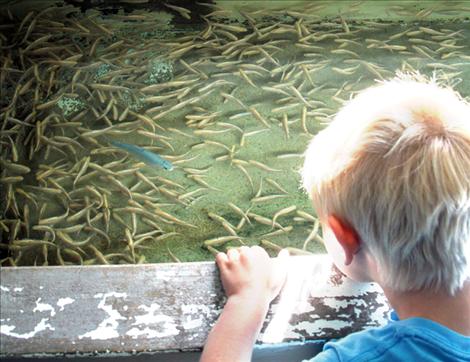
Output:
[327, 215, 361, 266]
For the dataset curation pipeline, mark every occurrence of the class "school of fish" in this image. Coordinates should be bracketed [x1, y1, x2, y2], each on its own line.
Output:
[0, 1, 469, 266]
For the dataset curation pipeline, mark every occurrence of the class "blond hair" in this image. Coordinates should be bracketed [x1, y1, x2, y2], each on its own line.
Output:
[301, 75, 470, 296]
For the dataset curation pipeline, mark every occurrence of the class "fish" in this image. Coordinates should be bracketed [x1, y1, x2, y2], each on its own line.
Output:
[228, 202, 251, 225]
[39, 208, 69, 226]
[110, 141, 173, 170]
[203, 236, 241, 247]
[248, 160, 281, 172]
[251, 194, 288, 203]
[272, 205, 297, 227]
[265, 178, 289, 194]
[205, 244, 220, 257]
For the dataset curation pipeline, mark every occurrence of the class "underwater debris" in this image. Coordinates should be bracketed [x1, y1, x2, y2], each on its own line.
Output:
[145, 58, 174, 84]
[57, 96, 86, 117]
[94, 63, 112, 80]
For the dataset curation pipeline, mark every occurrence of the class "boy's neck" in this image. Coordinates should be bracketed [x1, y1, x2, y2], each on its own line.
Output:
[382, 280, 470, 336]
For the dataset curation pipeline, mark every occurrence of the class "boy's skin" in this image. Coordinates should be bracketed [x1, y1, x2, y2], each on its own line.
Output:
[200, 215, 470, 362]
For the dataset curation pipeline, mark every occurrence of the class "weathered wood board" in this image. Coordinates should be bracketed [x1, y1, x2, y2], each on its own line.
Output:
[0, 255, 390, 357]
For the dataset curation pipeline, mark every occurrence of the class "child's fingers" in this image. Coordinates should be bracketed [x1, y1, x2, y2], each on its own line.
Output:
[215, 252, 228, 266]
[238, 246, 252, 264]
[227, 248, 240, 261]
[238, 246, 250, 253]
[215, 252, 232, 275]
[251, 245, 268, 257]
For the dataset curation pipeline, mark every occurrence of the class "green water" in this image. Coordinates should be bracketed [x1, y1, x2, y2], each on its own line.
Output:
[1, 1, 469, 265]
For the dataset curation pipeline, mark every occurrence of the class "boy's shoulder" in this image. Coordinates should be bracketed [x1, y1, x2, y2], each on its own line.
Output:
[307, 315, 470, 362]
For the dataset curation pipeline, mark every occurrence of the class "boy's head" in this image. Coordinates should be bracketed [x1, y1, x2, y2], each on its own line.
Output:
[301, 74, 470, 296]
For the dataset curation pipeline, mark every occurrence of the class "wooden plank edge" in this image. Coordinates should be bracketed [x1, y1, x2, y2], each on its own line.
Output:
[0, 255, 390, 357]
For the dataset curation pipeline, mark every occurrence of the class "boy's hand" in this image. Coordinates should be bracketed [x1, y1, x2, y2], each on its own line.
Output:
[201, 246, 289, 362]
[216, 246, 289, 305]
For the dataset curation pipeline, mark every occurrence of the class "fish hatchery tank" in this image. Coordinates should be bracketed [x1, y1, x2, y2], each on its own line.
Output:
[0, 0, 470, 268]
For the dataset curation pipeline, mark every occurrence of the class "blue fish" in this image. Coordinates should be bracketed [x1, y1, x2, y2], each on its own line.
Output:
[111, 141, 173, 170]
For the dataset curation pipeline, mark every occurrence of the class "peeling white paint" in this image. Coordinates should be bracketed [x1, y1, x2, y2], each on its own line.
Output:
[0, 318, 55, 339]
[182, 316, 203, 330]
[366, 292, 390, 325]
[78, 292, 127, 340]
[13, 287, 24, 292]
[133, 304, 165, 325]
[33, 298, 56, 317]
[0, 256, 390, 350]
[127, 324, 179, 339]
[179, 304, 218, 331]
[181, 304, 211, 316]
[353, 307, 362, 319]
[187, 333, 197, 341]
[57, 297, 75, 311]
[260, 258, 389, 343]
[310, 279, 383, 298]
[322, 298, 351, 311]
[287, 319, 353, 339]
[126, 303, 179, 339]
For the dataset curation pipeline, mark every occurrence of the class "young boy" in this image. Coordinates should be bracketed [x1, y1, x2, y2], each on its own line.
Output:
[200, 76, 470, 362]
